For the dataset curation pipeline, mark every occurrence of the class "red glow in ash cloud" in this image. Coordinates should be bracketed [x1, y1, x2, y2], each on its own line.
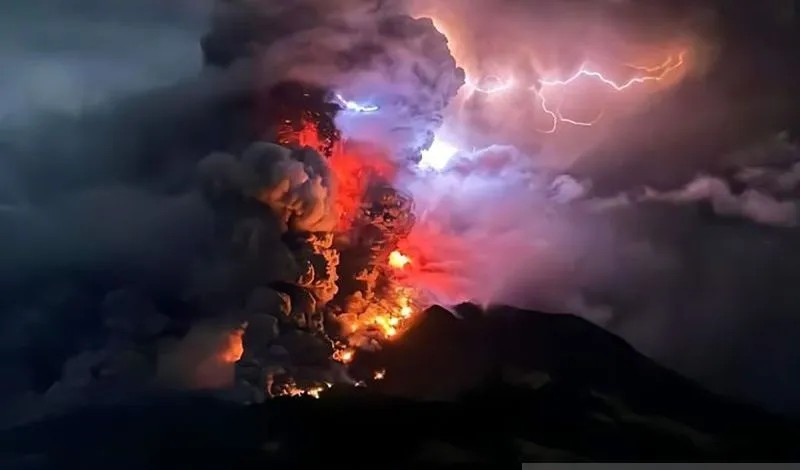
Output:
[327, 141, 397, 231]
[284, 121, 398, 231]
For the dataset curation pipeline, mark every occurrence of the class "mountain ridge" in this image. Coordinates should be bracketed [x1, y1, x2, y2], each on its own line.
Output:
[3, 303, 798, 466]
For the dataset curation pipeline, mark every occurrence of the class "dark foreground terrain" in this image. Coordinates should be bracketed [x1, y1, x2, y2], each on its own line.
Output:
[2, 305, 798, 467]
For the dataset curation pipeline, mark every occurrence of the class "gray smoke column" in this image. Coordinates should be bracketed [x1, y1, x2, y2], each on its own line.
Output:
[199, 142, 337, 233]
[197, 141, 346, 402]
[203, 0, 464, 159]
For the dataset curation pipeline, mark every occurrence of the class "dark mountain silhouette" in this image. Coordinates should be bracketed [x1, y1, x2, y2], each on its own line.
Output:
[2, 304, 798, 467]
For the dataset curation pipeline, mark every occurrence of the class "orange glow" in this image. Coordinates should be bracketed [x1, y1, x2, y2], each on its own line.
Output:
[274, 102, 424, 370]
[333, 348, 355, 364]
[400, 305, 413, 318]
[328, 142, 396, 231]
[279, 381, 332, 399]
[277, 118, 326, 152]
[388, 250, 411, 269]
[279, 121, 398, 231]
[220, 328, 244, 363]
[373, 369, 386, 380]
[337, 286, 419, 344]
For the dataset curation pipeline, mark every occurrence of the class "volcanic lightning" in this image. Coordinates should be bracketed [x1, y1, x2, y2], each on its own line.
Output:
[333, 93, 380, 113]
[539, 51, 688, 91]
[536, 50, 687, 132]
[199, 3, 697, 404]
[455, 48, 687, 133]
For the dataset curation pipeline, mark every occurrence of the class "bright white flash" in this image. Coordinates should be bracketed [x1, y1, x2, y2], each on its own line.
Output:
[333, 93, 379, 113]
[420, 137, 459, 171]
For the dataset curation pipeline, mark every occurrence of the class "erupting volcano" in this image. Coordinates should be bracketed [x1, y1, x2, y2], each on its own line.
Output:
[248, 89, 428, 397]
[4, 0, 800, 464]
[195, 0, 701, 399]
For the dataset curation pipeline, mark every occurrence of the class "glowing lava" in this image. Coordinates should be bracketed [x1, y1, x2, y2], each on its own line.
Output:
[278, 381, 332, 399]
[389, 250, 412, 269]
[333, 348, 355, 364]
[220, 328, 244, 363]
[337, 286, 419, 343]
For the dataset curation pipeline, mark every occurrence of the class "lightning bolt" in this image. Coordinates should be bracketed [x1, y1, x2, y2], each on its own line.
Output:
[534, 50, 687, 133]
[460, 51, 687, 133]
[534, 90, 606, 134]
[333, 93, 379, 113]
[624, 54, 680, 73]
[538, 51, 687, 91]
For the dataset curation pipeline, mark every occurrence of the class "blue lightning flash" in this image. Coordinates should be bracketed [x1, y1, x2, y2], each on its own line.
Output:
[334, 93, 379, 113]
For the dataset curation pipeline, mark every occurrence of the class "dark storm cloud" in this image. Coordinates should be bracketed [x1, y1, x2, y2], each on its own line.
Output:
[0, 0, 229, 425]
[0, 0, 228, 288]
[0, 0, 211, 120]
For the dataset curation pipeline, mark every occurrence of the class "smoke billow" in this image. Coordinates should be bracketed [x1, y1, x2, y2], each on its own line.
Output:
[199, 143, 337, 233]
[373, 0, 800, 414]
[396, 133, 800, 414]
[0, 0, 465, 424]
[3, 0, 800, 427]
[203, 0, 464, 159]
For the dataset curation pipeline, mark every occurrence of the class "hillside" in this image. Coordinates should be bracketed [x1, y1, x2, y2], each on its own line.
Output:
[3, 305, 798, 467]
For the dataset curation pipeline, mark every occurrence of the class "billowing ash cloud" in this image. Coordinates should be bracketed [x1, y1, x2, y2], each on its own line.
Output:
[1, 0, 462, 423]
[643, 176, 798, 227]
[396, 134, 800, 414]
[0, 0, 356, 425]
[199, 143, 336, 232]
[203, 0, 464, 159]
[1, 135, 346, 424]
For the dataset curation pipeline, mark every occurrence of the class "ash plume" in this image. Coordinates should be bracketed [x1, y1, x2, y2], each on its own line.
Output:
[1, 0, 375, 424]
[397, 134, 800, 414]
[199, 143, 337, 233]
[1, 0, 460, 421]
[203, 0, 464, 159]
